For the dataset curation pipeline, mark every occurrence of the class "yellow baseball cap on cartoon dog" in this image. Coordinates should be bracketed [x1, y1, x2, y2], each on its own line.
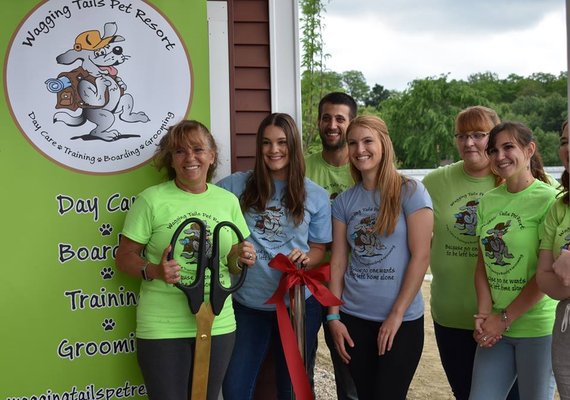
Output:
[74, 30, 115, 51]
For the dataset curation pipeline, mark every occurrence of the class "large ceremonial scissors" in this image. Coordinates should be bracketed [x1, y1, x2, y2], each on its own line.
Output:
[168, 217, 247, 400]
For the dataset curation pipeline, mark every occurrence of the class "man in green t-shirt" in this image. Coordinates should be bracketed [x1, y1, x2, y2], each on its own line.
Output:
[305, 92, 356, 202]
[305, 92, 357, 400]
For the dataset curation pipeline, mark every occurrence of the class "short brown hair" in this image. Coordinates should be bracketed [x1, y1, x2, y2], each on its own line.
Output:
[153, 120, 219, 181]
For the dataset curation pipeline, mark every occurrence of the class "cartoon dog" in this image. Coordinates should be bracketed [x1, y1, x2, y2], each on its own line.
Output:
[454, 200, 479, 236]
[482, 220, 514, 266]
[51, 22, 149, 141]
[351, 215, 386, 257]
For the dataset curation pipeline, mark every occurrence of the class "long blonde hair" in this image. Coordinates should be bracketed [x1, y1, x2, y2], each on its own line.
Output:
[347, 115, 415, 235]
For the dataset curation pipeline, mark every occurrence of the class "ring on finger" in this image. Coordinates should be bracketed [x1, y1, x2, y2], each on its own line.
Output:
[483, 336, 488, 341]
[248, 253, 253, 260]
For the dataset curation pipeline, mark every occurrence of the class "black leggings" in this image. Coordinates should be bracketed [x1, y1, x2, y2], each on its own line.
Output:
[342, 312, 424, 400]
[137, 332, 235, 400]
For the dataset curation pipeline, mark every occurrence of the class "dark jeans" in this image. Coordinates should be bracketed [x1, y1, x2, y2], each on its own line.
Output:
[434, 322, 520, 400]
[343, 312, 424, 400]
[137, 333, 235, 400]
[223, 297, 322, 400]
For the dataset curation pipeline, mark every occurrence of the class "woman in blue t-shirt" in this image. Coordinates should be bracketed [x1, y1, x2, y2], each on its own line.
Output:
[327, 115, 433, 400]
[218, 113, 332, 400]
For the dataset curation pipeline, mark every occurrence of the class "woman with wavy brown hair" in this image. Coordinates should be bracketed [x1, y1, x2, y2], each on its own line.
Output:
[470, 121, 558, 400]
[218, 113, 332, 400]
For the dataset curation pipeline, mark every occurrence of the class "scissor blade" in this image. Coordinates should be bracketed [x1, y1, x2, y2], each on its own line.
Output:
[191, 303, 215, 400]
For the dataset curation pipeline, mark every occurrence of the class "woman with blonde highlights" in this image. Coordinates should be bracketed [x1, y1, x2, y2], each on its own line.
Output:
[116, 120, 255, 400]
[328, 115, 433, 399]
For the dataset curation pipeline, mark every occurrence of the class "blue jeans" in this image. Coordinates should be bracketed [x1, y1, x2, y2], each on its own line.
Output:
[434, 322, 519, 400]
[469, 335, 555, 400]
[222, 296, 322, 400]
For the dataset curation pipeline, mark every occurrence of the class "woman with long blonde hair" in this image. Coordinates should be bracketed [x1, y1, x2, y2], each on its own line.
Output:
[327, 115, 433, 399]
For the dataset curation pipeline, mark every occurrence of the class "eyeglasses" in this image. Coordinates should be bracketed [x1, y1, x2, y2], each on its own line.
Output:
[454, 132, 488, 142]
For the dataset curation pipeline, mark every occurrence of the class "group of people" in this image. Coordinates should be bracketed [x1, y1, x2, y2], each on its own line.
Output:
[115, 92, 569, 400]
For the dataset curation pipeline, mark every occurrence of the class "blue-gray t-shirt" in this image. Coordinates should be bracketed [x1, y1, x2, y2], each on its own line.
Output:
[332, 180, 432, 322]
[217, 171, 332, 310]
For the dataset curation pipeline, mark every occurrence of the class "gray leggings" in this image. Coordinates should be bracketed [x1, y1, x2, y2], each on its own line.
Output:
[137, 332, 235, 400]
[553, 299, 570, 400]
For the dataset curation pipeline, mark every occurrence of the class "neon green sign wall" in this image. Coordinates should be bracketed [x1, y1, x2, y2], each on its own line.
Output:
[1, 0, 209, 397]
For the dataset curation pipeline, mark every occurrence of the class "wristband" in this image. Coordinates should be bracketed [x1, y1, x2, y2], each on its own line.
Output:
[326, 313, 341, 322]
[141, 261, 152, 281]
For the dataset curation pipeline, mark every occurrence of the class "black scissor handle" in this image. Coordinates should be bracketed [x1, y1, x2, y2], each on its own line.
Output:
[210, 221, 247, 315]
[168, 217, 208, 314]
[168, 218, 247, 316]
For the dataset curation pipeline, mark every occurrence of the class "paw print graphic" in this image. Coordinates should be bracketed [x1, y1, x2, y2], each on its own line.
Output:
[102, 318, 116, 331]
[101, 267, 114, 280]
[99, 223, 113, 236]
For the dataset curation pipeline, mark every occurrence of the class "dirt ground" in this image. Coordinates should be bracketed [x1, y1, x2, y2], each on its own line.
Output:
[313, 279, 561, 400]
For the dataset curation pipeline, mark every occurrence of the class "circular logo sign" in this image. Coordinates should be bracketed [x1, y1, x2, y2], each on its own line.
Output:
[5, 0, 192, 174]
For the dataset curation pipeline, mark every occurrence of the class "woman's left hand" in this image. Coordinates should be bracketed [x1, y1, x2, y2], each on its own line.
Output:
[287, 248, 309, 268]
[474, 313, 504, 347]
[377, 312, 403, 356]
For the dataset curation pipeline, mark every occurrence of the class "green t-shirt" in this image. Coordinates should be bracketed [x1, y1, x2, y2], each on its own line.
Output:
[305, 152, 353, 202]
[423, 161, 496, 329]
[539, 198, 570, 258]
[122, 180, 250, 339]
[477, 179, 558, 338]
[305, 151, 353, 264]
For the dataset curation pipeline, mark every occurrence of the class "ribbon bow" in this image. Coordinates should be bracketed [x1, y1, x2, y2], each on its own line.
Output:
[266, 253, 342, 400]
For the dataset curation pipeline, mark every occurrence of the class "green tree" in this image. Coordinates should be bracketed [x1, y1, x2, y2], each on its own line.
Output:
[533, 128, 560, 166]
[381, 75, 488, 168]
[299, 0, 328, 149]
[364, 83, 392, 109]
[341, 70, 370, 105]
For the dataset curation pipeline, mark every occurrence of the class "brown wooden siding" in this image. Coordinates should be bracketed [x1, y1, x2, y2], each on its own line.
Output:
[228, 0, 272, 171]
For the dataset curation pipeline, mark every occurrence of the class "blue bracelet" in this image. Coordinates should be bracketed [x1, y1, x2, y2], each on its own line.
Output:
[326, 313, 341, 322]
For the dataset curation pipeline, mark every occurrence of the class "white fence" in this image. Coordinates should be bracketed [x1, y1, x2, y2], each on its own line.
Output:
[400, 166, 565, 181]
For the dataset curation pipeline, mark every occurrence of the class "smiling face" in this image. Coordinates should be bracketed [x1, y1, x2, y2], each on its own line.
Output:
[318, 103, 351, 151]
[262, 125, 290, 180]
[171, 133, 215, 193]
[347, 125, 383, 176]
[487, 131, 535, 181]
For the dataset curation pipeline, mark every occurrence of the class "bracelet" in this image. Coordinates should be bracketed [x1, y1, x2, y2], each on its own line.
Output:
[326, 313, 341, 322]
[500, 309, 510, 332]
[141, 261, 152, 281]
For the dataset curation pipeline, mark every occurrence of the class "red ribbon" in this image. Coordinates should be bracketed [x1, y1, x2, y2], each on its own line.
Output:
[265, 253, 342, 400]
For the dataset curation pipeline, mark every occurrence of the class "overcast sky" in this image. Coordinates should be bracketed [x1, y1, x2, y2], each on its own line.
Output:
[320, 0, 567, 91]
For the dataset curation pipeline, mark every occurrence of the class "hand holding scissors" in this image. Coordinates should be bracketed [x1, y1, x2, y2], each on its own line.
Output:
[156, 245, 182, 284]
[168, 217, 249, 400]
